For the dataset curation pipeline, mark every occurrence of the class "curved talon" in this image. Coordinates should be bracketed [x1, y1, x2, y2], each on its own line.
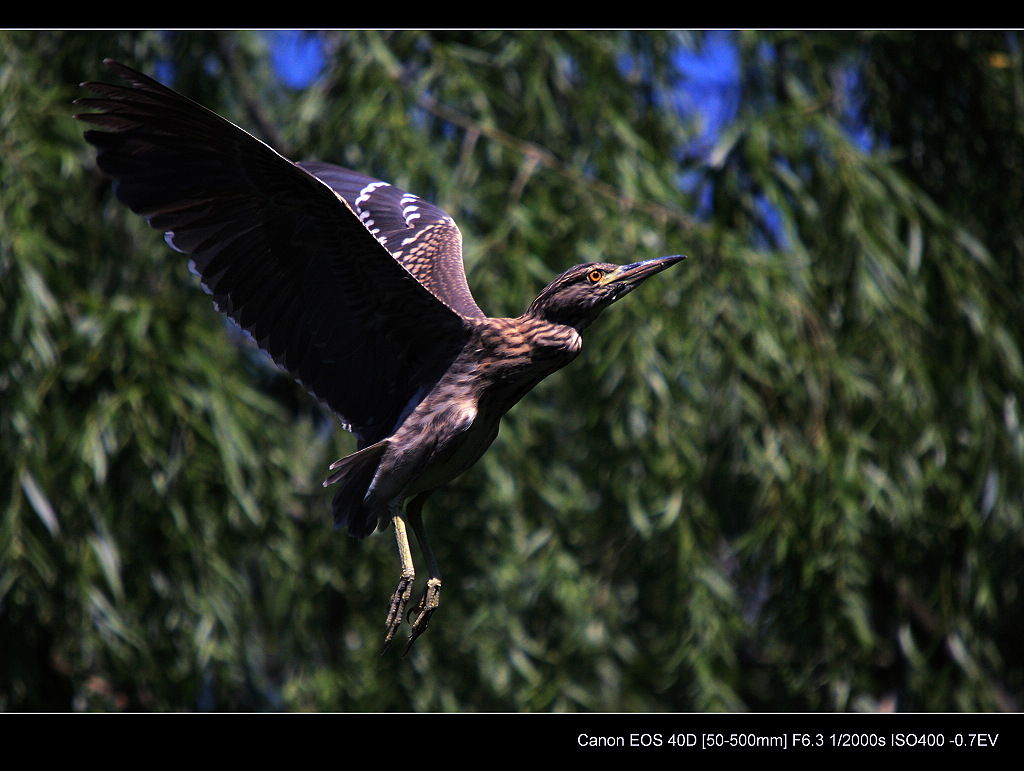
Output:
[382, 575, 414, 654]
[382, 497, 443, 654]
[403, 578, 441, 654]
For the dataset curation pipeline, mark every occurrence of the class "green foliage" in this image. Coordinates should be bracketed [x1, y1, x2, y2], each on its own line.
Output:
[1, 29, 1021, 712]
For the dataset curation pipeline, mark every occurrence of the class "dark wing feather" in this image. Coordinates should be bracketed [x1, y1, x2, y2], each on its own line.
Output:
[298, 162, 486, 321]
[75, 60, 471, 445]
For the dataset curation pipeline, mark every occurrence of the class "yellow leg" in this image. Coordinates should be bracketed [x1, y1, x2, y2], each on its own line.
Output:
[382, 503, 415, 653]
[404, 493, 441, 653]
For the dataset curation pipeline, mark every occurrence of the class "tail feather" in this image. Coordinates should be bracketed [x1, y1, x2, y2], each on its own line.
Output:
[323, 440, 389, 539]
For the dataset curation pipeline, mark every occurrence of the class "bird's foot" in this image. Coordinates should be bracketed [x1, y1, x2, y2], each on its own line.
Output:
[403, 578, 441, 654]
[382, 575, 414, 654]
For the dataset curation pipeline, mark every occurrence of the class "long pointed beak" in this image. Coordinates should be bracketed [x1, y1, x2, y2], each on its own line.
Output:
[606, 254, 686, 287]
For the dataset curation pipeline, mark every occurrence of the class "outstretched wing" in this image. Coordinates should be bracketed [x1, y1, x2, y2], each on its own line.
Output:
[299, 163, 486, 321]
[75, 60, 470, 445]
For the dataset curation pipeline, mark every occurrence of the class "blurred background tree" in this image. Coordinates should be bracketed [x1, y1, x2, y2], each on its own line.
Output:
[1, 29, 1021, 712]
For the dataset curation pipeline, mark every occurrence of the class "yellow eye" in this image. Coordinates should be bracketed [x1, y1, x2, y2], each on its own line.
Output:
[588, 269, 603, 284]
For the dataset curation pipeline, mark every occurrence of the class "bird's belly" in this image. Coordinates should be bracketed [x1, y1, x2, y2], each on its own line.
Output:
[371, 329, 577, 504]
[405, 409, 500, 495]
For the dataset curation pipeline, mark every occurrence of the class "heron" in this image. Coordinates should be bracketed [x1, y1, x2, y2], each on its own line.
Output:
[75, 60, 685, 653]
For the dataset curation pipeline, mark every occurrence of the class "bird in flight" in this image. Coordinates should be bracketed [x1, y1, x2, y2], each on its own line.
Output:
[75, 60, 685, 653]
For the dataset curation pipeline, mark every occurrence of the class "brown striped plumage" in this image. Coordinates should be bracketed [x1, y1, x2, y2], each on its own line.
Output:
[75, 60, 684, 653]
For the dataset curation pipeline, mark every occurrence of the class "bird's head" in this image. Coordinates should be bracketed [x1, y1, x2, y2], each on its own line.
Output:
[525, 255, 685, 332]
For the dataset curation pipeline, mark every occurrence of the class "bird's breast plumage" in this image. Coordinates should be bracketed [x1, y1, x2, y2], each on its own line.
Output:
[369, 316, 582, 502]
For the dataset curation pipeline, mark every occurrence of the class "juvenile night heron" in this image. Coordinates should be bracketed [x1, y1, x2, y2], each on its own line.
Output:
[75, 60, 685, 652]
